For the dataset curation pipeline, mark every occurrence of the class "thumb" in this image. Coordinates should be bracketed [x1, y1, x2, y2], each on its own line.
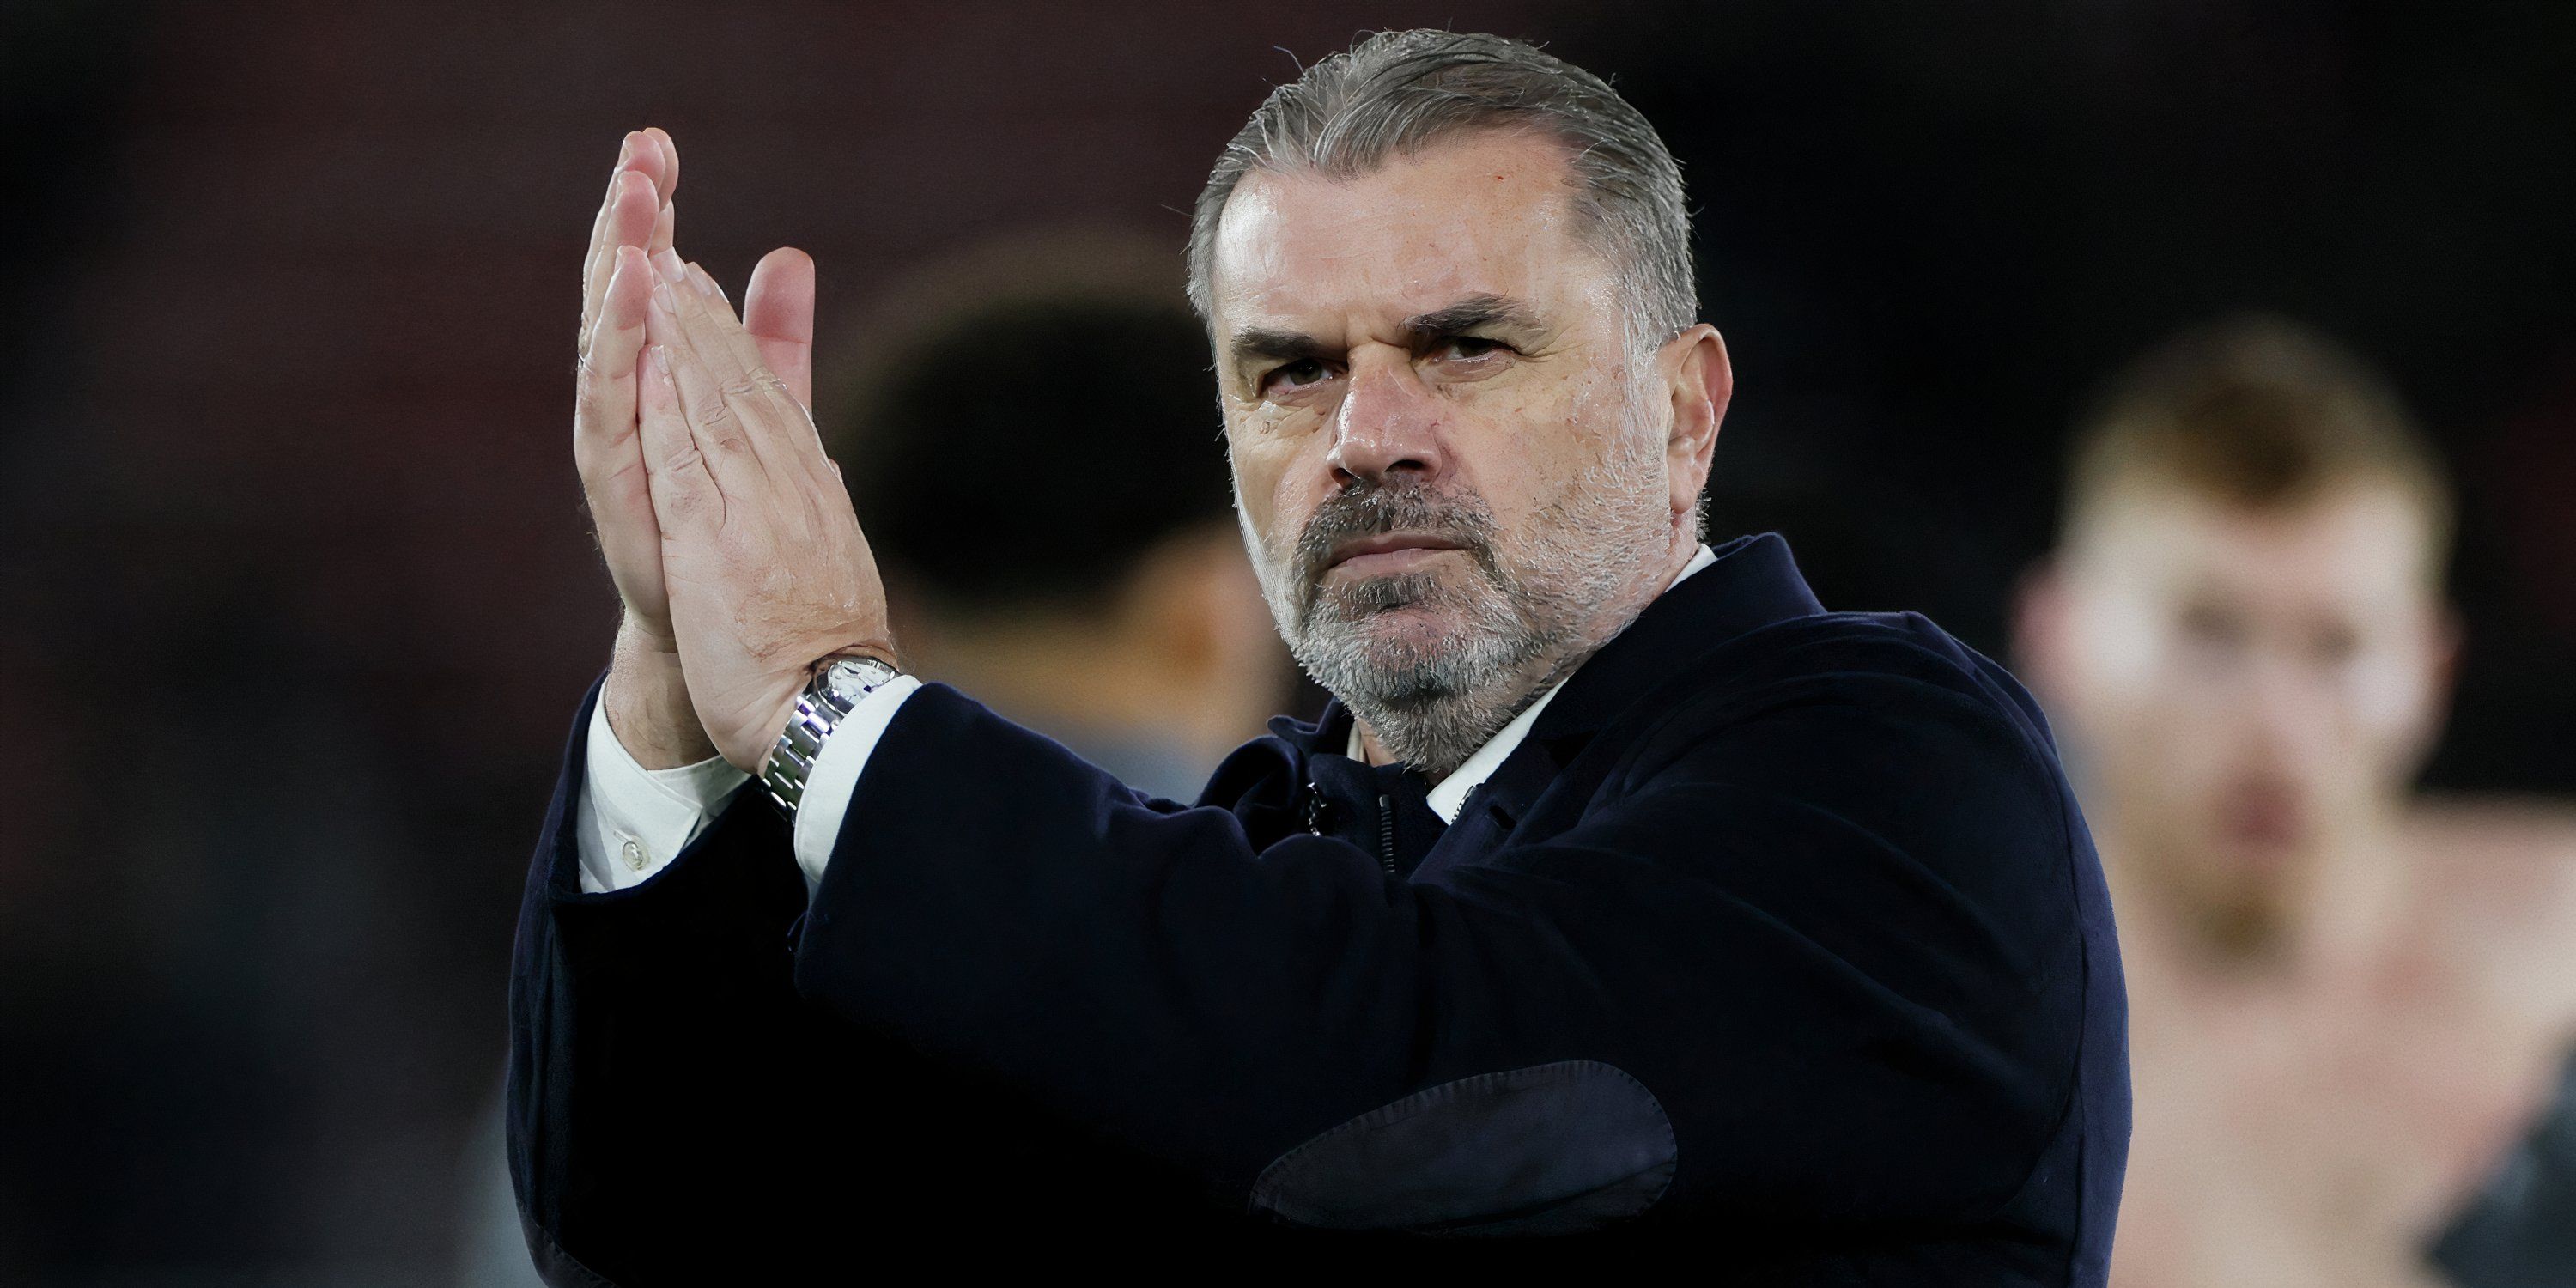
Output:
[743, 246, 817, 409]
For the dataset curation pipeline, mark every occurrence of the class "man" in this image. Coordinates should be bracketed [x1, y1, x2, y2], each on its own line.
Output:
[513, 32, 2126, 1282]
[2012, 316, 2576, 1287]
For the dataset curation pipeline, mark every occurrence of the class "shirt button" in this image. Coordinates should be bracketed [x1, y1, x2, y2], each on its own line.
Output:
[620, 836, 648, 871]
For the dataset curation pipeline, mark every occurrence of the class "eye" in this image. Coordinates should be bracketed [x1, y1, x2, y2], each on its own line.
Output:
[1435, 335, 1510, 361]
[2178, 600, 2251, 653]
[1261, 357, 1334, 393]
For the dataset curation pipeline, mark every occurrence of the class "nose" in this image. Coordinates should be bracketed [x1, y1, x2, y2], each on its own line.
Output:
[2240, 647, 2338, 764]
[1325, 347, 1447, 489]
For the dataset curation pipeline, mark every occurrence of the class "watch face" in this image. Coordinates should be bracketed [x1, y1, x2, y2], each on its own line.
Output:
[821, 657, 896, 706]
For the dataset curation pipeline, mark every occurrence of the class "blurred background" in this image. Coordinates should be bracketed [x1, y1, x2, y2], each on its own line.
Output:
[3, 2, 2573, 1283]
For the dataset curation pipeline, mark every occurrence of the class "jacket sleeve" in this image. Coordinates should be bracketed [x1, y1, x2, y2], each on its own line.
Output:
[792, 656, 2097, 1233]
[506, 681, 865, 1285]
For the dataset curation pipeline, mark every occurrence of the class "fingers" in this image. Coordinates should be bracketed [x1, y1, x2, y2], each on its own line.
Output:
[743, 247, 817, 408]
[638, 340, 723, 536]
[642, 128, 680, 254]
[650, 202, 679, 265]
[664, 256, 798, 408]
[580, 173, 659, 351]
[574, 128, 708, 637]
[644, 274, 768, 497]
[577, 246, 654, 458]
[665, 259, 834, 483]
[653, 257, 781, 411]
[628, 128, 675, 203]
[582, 132, 647, 265]
[644, 128, 678, 203]
[678, 262, 776, 393]
[574, 131, 687, 636]
[578, 137, 629, 291]
[591, 129, 682, 322]
[633, 131, 686, 279]
[580, 133, 664, 352]
[578, 246, 672, 611]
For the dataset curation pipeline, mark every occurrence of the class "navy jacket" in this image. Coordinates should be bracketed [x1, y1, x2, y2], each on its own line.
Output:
[508, 534, 2129, 1283]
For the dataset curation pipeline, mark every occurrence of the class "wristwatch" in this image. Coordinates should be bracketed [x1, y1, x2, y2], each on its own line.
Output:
[761, 654, 902, 817]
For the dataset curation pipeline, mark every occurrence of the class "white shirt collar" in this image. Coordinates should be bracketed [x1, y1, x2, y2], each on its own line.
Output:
[1345, 543, 1720, 823]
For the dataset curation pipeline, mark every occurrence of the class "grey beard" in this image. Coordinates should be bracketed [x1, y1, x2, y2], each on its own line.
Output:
[1258, 425, 1672, 779]
[1292, 562, 1548, 776]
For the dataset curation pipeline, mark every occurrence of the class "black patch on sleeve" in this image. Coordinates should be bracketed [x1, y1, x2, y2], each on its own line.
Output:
[1249, 1060, 1676, 1236]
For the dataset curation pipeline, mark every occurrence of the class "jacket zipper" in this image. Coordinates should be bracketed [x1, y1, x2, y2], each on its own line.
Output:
[1376, 793, 1397, 877]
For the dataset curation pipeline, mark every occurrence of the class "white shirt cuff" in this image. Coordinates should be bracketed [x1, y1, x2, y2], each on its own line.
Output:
[574, 693, 750, 893]
[790, 674, 922, 896]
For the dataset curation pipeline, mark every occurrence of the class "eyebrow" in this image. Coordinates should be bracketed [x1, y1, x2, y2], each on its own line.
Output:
[1226, 293, 1547, 370]
[1229, 327, 1324, 366]
[1400, 294, 1544, 339]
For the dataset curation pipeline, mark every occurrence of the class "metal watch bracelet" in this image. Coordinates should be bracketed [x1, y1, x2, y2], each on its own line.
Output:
[760, 655, 900, 817]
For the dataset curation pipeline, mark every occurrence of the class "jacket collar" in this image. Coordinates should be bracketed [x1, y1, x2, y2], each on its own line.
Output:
[1529, 531, 1823, 742]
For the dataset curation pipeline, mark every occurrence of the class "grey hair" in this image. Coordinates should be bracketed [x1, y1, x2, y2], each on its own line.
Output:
[1186, 30, 1698, 353]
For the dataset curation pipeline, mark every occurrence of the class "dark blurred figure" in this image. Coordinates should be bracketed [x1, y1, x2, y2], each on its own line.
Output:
[2015, 317, 2576, 1286]
[829, 234, 1291, 791]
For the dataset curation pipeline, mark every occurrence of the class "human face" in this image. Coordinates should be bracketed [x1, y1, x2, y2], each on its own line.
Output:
[1206, 130, 1722, 769]
[2025, 483, 2451, 949]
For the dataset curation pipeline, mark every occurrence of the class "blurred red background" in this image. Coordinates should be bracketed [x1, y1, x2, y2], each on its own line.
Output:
[3, 2, 2572, 1279]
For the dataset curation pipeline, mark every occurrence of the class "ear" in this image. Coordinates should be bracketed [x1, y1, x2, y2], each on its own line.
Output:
[1111, 524, 1275, 681]
[1660, 324, 1731, 522]
[2396, 599, 2464, 775]
[1108, 523, 1294, 756]
[2011, 558, 2073, 708]
[1113, 537, 1220, 677]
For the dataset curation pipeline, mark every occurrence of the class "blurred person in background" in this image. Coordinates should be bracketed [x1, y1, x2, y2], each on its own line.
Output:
[2015, 316, 2576, 1287]
[829, 239, 1292, 799]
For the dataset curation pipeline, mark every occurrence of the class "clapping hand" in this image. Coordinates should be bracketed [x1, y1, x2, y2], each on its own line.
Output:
[627, 245, 897, 774]
[578, 129, 890, 771]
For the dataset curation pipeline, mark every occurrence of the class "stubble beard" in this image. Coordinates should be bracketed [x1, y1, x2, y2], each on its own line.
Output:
[1256, 417, 1674, 778]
